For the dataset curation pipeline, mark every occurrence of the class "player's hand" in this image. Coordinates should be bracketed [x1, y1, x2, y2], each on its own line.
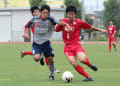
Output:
[104, 30, 107, 33]
[25, 34, 30, 39]
[66, 24, 71, 32]
[22, 33, 26, 38]
[112, 35, 114, 38]
[101, 29, 106, 33]
[59, 21, 65, 25]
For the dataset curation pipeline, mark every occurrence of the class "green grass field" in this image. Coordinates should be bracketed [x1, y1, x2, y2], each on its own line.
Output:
[0, 43, 120, 86]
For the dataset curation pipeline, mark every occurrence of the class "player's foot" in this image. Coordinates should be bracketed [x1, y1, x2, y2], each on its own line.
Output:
[115, 48, 117, 52]
[90, 64, 98, 71]
[40, 57, 44, 66]
[21, 51, 24, 58]
[83, 77, 93, 82]
[49, 75, 55, 80]
[54, 69, 60, 73]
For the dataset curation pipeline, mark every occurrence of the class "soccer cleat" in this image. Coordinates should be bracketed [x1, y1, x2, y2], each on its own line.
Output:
[90, 64, 98, 71]
[21, 51, 24, 58]
[49, 75, 55, 80]
[54, 69, 60, 73]
[40, 56, 44, 66]
[83, 77, 93, 82]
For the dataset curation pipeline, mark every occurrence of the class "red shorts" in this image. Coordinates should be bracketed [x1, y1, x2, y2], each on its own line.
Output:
[108, 37, 115, 42]
[64, 43, 86, 57]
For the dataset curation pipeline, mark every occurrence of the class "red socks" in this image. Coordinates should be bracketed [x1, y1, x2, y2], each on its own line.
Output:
[24, 51, 32, 56]
[112, 43, 116, 48]
[82, 57, 91, 67]
[109, 42, 111, 51]
[74, 65, 91, 78]
[45, 58, 49, 66]
[109, 42, 116, 51]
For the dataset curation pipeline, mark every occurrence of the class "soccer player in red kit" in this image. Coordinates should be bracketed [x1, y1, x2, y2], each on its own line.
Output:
[55, 5, 106, 81]
[107, 20, 117, 52]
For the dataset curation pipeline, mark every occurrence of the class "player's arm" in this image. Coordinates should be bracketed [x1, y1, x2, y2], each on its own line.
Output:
[79, 20, 106, 33]
[22, 21, 31, 39]
[23, 28, 30, 39]
[55, 20, 71, 32]
[112, 26, 117, 37]
[90, 26, 106, 33]
[25, 28, 30, 39]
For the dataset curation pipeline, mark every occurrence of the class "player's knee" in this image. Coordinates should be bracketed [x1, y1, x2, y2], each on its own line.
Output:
[79, 57, 86, 63]
[33, 56, 40, 62]
[70, 62, 77, 66]
[34, 58, 39, 62]
[77, 52, 86, 62]
[47, 56, 54, 63]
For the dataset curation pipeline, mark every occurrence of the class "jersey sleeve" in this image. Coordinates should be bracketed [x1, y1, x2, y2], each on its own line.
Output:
[24, 17, 35, 29]
[78, 20, 92, 29]
[55, 24, 64, 32]
[24, 21, 32, 28]
[114, 26, 116, 32]
[55, 19, 65, 32]
[48, 16, 57, 25]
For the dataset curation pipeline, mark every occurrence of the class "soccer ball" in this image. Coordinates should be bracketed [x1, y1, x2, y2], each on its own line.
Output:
[62, 71, 73, 83]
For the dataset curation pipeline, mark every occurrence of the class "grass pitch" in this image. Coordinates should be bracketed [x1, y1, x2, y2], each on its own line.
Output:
[0, 43, 120, 86]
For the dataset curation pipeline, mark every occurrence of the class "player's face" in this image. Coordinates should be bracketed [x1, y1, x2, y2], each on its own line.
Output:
[41, 9, 49, 19]
[33, 9, 40, 16]
[109, 21, 113, 25]
[67, 12, 76, 22]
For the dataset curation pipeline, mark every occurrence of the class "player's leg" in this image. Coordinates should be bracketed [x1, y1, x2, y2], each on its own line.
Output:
[42, 55, 60, 73]
[64, 45, 93, 81]
[39, 53, 49, 66]
[75, 44, 97, 71]
[32, 43, 41, 62]
[47, 56, 55, 80]
[42, 41, 56, 80]
[21, 51, 32, 58]
[41, 55, 60, 73]
[77, 52, 97, 71]
[45, 57, 49, 66]
[112, 41, 117, 52]
[40, 53, 45, 65]
[33, 54, 41, 62]
[111, 37, 117, 51]
[66, 55, 93, 81]
[108, 38, 112, 52]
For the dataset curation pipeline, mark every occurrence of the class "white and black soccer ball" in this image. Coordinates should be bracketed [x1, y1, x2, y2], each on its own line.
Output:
[62, 71, 73, 83]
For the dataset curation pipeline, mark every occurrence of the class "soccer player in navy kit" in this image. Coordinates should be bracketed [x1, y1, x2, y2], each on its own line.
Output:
[23, 5, 57, 80]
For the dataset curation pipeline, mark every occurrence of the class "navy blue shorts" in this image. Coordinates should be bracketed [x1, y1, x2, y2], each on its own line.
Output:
[32, 41, 54, 57]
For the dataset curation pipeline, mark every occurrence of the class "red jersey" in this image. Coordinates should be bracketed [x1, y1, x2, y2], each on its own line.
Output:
[56, 18, 92, 45]
[107, 25, 116, 38]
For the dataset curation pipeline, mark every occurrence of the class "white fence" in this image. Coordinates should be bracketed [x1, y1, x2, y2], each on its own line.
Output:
[0, 7, 65, 42]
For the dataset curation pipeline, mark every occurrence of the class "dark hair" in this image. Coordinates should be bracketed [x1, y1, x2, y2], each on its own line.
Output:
[41, 4, 50, 13]
[66, 5, 77, 14]
[109, 20, 114, 22]
[30, 6, 40, 14]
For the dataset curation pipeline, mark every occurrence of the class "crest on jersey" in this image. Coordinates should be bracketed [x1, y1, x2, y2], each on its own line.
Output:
[65, 27, 74, 32]
[109, 28, 113, 30]
[73, 22, 76, 25]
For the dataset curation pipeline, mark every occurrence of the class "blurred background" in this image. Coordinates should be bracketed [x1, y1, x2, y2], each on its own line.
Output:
[0, 0, 120, 42]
